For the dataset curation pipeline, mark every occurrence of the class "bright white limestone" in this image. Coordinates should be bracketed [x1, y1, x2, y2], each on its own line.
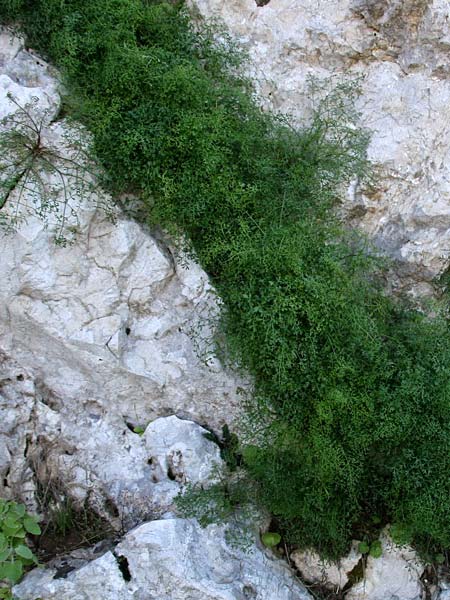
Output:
[13, 519, 312, 600]
[291, 541, 361, 590]
[0, 28, 245, 518]
[346, 531, 424, 600]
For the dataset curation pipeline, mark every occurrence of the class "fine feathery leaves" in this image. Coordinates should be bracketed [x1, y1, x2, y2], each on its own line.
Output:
[2, 0, 450, 560]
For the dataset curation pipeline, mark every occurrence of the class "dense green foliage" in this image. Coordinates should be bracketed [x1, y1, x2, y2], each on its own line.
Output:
[0, 499, 40, 596]
[2, 0, 450, 560]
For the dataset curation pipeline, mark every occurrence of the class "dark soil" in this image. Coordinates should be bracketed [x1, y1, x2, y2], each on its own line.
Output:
[33, 505, 114, 562]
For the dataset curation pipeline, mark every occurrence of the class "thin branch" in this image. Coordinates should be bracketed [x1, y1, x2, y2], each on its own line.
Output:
[0, 167, 28, 210]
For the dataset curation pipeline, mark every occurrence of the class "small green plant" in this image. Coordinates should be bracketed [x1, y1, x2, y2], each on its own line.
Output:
[0, 93, 103, 245]
[369, 540, 382, 559]
[0, 498, 41, 595]
[261, 532, 281, 548]
[48, 498, 77, 539]
[357, 541, 370, 554]
[390, 523, 414, 547]
[357, 539, 382, 558]
[175, 475, 248, 528]
[175, 469, 260, 551]
[204, 425, 242, 472]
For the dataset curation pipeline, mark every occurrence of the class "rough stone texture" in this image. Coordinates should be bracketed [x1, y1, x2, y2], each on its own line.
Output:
[191, 0, 450, 295]
[346, 531, 424, 600]
[438, 577, 450, 599]
[0, 355, 37, 509]
[0, 29, 245, 517]
[13, 519, 312, 600]
[0, 3, 448, 596]
[0, 32, 59, 119]
[0, 351, 223, 524]
[144, 415, 222, 486]
[291, 541, 361, 590]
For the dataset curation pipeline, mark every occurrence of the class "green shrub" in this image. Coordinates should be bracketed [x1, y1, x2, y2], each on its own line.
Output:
[0, 499, 40, 597]
[0, 92, 106, 244]
[2, 0, 450, 561]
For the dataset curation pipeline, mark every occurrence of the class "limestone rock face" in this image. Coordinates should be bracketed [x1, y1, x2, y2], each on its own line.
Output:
[346, 532, 424, 600]
[0, 29, 245, 516]
[0, 2, 448, 596]
[191, 0, 450, 295]
[13, 519, 312, 600]
[440, 578, 450, 596]
[291, 541, 361, 590]
[0, 353, 223, 524]
[291, 533, 426, 599]
[439, 591, 450, 600]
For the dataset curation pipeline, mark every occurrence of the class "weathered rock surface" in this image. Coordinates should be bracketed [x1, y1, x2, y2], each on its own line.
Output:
[13, 519, 312, 600]
[0, 1, 448, 596]
[431, 573, 450, 600]
[291, 541, 361, 590]
[0, 351, 222, 524]
[0, 29, 245, 517]
[0, 28, 246, 415]
[346, 531, 424, 600]
[291, 533, 426, 599]
[192, 0, 450, 295]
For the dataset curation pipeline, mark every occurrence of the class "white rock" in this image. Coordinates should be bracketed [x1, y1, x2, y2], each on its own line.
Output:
[14, 552, 129, 600]
[0, 157, 244, 428]
[13, 519, 312, 600]
[144, 415, 222, 485]
[1, 318, 223, 522]
[1, 358, 224, 524]
[0, 28, 59, 120]
[0, 72, 59, 120]
[0, 354, 37, 508]
[0, 28, 22, 64]
[0, 31, 246, 516]
[346, 531, 424, 600]
[291, 540, 361, 589]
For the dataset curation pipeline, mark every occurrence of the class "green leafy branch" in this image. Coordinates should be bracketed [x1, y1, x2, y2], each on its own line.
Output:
[0, 499, 41, 596]
[0, 93, 104, 245]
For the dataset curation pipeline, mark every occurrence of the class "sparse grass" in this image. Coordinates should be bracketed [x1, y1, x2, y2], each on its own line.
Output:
[26, 447, 114, 560]
[35, 496, 113, 561]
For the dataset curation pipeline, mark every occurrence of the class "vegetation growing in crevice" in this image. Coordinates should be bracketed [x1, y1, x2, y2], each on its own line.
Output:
[2, 0, 450, 562]
[34, 496, 114, 562]
[0, 499, 41, 598]
[0, 92, 106, 245]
